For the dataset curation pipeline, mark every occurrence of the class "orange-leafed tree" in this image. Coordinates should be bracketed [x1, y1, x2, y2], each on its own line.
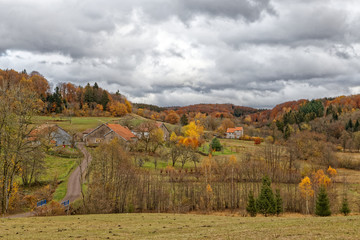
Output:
[108, 101, 128, 117]
[124, 99, 132, 113]
[179, 121, 204, 148]
[217, 118, 235, 135]
[29, 74, 50, 100]
[327, 166, 337, 178]
[299, 176, 314, 214]
[165, 110, 180, 124]
[313, 169, 331, 189]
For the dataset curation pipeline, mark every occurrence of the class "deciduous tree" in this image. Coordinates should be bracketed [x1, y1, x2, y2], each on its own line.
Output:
[299, 176, 314, 215]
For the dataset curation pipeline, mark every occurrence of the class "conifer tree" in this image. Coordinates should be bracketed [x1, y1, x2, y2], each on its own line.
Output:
[180, 114, 188, 126]
[256, 176, 276, 216]
[346, 119, 353, 131]
[354, 120, 360, 132]
[101, 90, 110, 110]
[275, 189, 283, 216]
[315, 186, 331, 216]
[284, 124, 291, 140]
[246, 191, 257, 217]
[210, 137, 222, 152]
[340, 197, 351, 216]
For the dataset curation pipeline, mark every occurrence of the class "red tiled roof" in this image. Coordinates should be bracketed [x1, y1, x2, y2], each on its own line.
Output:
[226, 127, 243, 133]
[29, 124, 58, 140]
[107, 124, 136, 141]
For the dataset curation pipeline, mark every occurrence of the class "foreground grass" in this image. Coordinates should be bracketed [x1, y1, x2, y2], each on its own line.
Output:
[1, 214, 360, 239]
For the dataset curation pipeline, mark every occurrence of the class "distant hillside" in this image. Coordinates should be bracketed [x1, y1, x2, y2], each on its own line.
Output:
[167, 103, 259, 117]
[132, 103, 166, 113]
[250, 95, 360, 124]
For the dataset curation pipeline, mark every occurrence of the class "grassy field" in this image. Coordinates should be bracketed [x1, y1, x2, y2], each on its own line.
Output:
[34, 114, 178, 133]
[39, 149, 81, 201]
[1, 213, 360, 239]
[34, 116, 120, 132]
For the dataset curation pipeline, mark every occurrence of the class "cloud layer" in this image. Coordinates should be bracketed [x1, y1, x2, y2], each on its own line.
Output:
[1, 0, 360, 108]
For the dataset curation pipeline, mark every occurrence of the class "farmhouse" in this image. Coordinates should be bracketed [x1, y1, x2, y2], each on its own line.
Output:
[226, 127, 244, 139]
[132, 122, 170, 141]
[157, 122, 170, 140]
[83, 123, 137, 146]
[30, 124, 71, 146]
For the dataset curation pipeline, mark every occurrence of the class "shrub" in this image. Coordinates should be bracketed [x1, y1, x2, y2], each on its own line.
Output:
[209, 137, 222, 151]
[340, 197, 351, 216]
[246, 191, 257, 217]
[34, 201, 66, 216]
[254, 137, 262, 145]
[275, 189, 283, 216]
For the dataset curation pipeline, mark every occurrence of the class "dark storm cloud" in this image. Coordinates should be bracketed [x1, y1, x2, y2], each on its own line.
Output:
[1, 0, 360, 108]
[179, 0, 276, 22]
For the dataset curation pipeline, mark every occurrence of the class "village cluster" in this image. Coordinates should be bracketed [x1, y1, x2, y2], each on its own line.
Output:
[32, 122, 244, 148]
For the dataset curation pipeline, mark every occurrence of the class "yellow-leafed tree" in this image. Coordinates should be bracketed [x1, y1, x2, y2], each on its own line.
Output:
[299, 176, 314, 214]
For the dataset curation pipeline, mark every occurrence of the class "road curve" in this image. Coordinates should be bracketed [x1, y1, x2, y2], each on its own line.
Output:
[3, 143, 91, 218]
[62, 142, 92, 203]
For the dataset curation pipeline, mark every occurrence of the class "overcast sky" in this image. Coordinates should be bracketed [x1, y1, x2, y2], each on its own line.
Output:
[1, 0, 360, 108]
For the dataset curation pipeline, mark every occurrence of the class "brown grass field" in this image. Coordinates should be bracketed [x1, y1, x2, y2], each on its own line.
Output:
[1, 213, 360, 240]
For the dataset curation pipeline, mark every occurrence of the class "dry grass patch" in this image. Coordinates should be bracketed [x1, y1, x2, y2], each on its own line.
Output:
[1, 213, 360, 240]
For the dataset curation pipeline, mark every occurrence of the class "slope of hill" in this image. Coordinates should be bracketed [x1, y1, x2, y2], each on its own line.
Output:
[167, 103, 259, 117]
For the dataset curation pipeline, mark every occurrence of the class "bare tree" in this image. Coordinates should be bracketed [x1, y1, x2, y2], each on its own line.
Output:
[0, 79, 38, 214]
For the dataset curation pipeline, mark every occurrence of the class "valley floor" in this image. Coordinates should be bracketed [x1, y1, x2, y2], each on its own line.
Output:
[1, 213, 359, 239]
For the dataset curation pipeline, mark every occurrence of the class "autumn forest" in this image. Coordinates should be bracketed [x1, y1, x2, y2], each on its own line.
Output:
[1, 68, 360, 219]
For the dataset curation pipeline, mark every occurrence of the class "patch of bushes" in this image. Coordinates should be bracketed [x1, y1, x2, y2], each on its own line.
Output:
[337, 157, 360, 170]
[240, 135, 264, 143]
[34, 201, 66, 216]
[48, 146, 83, 158]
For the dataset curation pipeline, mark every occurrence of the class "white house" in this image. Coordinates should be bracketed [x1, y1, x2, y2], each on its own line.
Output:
[226, 127, 244, 139]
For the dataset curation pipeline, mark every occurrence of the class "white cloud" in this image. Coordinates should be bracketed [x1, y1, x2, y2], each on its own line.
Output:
[1, 0, 360, 107]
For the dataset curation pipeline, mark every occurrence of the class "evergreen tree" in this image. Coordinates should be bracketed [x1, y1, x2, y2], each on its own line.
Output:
[354, 120, 360, 132]
[180, 114, 188, 126]
[346, 119, 353, 132]
[246, 191, 257, 217]
[256, 176, 276, 216]
[93, 82, 99, 89]
[326, 105, 333, 116]
[100, 90, 110, 110]
[284, 124, 291, 140]
[315, 186, 331, 216]
[209, 137, 222, 152]
[84, 83, 94, 104]
[275, 189, 283, 216]
[332, 112, 338, 121]
[340, 197, 351, 216]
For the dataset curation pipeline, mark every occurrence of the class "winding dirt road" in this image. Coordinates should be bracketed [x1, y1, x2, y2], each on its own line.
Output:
[3, 143, 91, 218]
[62, 142, 92, 203]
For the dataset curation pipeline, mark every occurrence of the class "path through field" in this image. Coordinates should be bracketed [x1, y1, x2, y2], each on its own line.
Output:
[62, 142, 92, 203]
